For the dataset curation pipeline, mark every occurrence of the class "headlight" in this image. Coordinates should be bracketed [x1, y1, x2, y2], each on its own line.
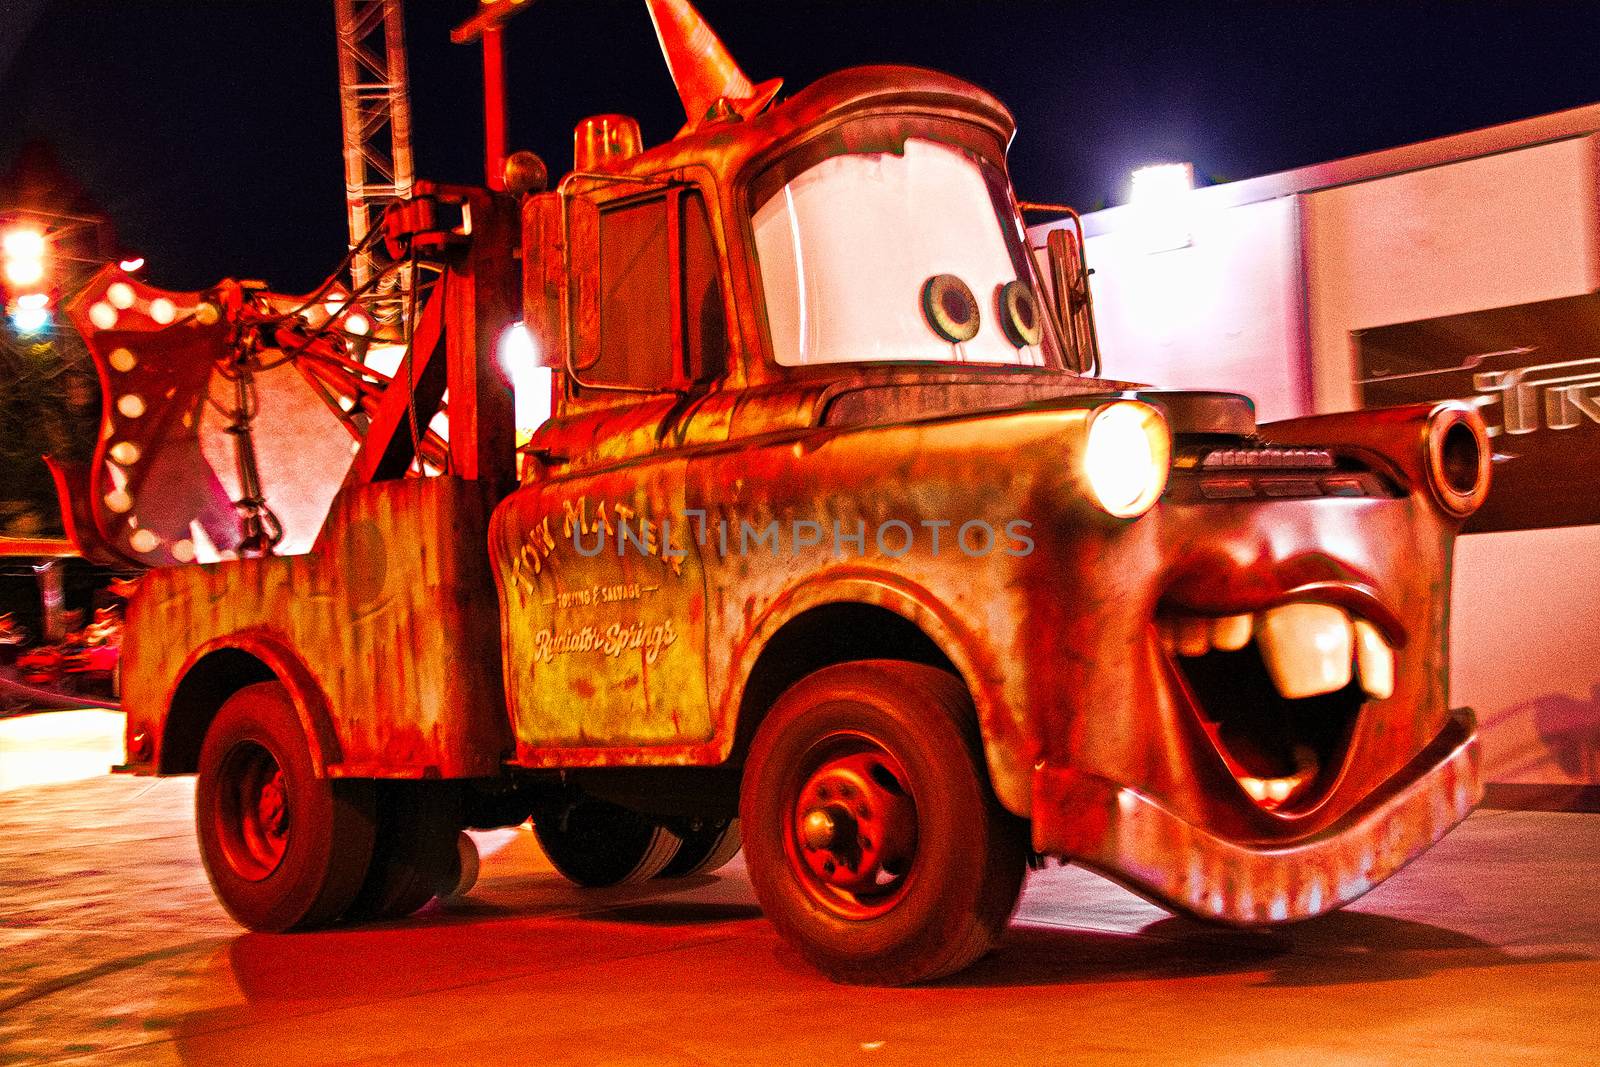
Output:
[1084, 401, 1170, 518]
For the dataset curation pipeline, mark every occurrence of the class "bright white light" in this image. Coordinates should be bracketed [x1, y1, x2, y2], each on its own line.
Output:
[499, 321, 538, 371]
[89, 302, 118, 330]
[498, 323, 551, 433]
[15, 292, 48, 309]
[148, 298, 176, 325]
[4, 257, 44, 287]
[3, 229, 46, 288]
[345, 312, 371, 337]
[118, 257, 145, 273]
[1131, 162, 1195, 254]
[0, 710, 125, 792]
[10, 303, 50, 334]
[361, 343, 406, 378]
[1084, 402, 1170, 518]
[2, 228, 46, 259]
[107, 282, 137, 309]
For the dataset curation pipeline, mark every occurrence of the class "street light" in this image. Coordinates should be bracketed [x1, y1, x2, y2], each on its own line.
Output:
[1130, 163, 1195, 254]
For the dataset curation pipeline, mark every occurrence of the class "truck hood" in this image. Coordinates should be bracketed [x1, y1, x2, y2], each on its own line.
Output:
[817, 375, 1256, 437]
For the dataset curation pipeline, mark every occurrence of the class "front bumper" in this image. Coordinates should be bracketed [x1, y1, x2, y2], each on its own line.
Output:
[1030, 707, 1480, 925]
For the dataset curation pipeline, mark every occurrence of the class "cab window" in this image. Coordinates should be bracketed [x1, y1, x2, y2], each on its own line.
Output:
[586, 188, 725, 392]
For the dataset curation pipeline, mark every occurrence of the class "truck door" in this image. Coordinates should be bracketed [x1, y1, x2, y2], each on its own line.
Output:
[497, 184, 726, 758]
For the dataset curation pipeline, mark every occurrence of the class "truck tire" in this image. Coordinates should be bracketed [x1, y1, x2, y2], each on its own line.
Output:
[344, 782, 461, 922]
[532, 798, 682, 887]
[657, 818, 742, 878]
[195, 681, 376, 932]
[740, 660, 1027, 985]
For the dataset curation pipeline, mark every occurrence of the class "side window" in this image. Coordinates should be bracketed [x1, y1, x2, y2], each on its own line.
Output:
[584, 188, 726, 392]
[593, 196, 672, 389]
[682, 191, 728, 381]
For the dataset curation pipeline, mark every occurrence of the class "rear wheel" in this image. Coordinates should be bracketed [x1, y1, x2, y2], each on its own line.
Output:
[656, 818, 742, 878]
[532, 798, 682, 887]
[196, 682, 376, 931]
[345, 782, 461, 922]
[741, 660, 1027, 985]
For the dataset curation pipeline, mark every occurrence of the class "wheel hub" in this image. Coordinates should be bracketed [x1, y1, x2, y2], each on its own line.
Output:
[216, 740, 291, 881]
[258, 772, 287, 835]
[791, 748, 917, 906]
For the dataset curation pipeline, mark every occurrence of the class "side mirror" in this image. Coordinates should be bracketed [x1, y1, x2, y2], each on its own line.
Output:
[1045, 222, 1101, 376]
[520, 190, 599, 372]
[521, 192, 565, 369]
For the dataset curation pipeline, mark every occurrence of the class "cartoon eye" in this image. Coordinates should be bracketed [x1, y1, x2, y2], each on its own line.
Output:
[996, 280, 1042, 348]
[920, 274, 980, 344]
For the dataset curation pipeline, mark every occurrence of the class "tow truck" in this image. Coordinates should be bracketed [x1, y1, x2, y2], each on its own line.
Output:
[56, 0, 1490, 984]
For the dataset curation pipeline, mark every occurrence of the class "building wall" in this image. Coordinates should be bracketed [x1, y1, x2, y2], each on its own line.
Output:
[1084, 196, 1309, 423]
[1299, 135, 1600, 413]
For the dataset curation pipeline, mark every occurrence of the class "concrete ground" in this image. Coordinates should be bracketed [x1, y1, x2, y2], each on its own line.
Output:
[1, 710, 1596, 1066]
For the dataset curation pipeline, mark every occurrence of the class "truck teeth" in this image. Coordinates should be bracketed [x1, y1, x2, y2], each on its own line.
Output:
[1175, 616, 1210, 657]
[1239, 745, 1320, 810]
[1161, 605, 1397, 702]
[1257, 603, 1353, 699]
[1353, 619, 1395, 700]
[1211, 614, 1253, 651]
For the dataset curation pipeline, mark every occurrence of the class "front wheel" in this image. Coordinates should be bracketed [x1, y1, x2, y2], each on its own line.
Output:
[195, 682, 376, 931]
[740, 660, 1027, 985]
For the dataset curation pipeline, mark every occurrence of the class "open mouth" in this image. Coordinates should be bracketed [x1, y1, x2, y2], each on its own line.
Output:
[1158, 603, 1396, 814]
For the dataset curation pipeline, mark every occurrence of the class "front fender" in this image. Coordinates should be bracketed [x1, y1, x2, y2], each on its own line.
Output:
[723, 566, 1033, 816]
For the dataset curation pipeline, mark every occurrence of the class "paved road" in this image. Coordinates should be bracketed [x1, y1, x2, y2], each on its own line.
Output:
[1, 715, 1596, 1065]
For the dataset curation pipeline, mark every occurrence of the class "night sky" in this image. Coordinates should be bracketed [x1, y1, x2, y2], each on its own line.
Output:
[3, 1, 1598, 294]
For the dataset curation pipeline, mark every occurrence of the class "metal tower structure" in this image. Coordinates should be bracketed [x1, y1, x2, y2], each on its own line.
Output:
[333, 0, 415, 310]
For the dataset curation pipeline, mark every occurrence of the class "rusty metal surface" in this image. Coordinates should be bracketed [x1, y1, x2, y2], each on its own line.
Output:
[105, 27, 1484, 934]
[1036, 711, 1480, 924]
[485, 52, 1488, 924]
[124, 477, 510, 779]
[493, 392, 1470, 838]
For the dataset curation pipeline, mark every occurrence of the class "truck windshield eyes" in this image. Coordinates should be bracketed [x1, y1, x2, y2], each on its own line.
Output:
[752, 137, 1054, 368]
[920, 274, 980, 344]
[996, 280, 1043, 349]
[920, 277, 1042, 350]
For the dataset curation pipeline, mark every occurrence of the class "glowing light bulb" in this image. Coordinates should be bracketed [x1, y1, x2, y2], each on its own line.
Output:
[1130, 162, 1196, 254]
[10, 304, 50, 334]
[2, 228, 45, 259]
[498, 323, 551, 434]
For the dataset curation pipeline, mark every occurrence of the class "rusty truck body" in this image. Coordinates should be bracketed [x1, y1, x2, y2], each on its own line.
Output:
[56, 1, 1489, 983]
